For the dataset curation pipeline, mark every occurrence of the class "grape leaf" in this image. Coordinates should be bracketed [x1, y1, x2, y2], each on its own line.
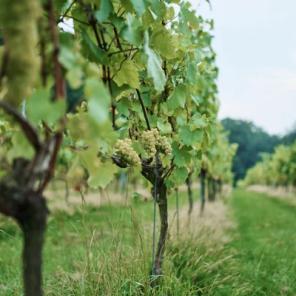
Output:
[172, 143, 191, 167]
[179, 126, 203, 146]
[87, 160, 118, 189]
[26, 88, 66, 125]
[81, 29, 108, 64]
[130, 0, 146, 16]
[113, 60, 140, 89]
[122, 13, 143, 46]
[144, 31, 166, 92]
[167, 167, 188, 186]
[95, 0, 113, 22]
[85, 78, 111, 124]
[167, 84, 187, 110]
[151, 27, 176, 59]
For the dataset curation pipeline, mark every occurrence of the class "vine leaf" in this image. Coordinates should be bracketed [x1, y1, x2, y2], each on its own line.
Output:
[167, 84, 187, 110]
[129, 0, 146, 16]
[85, 78, 111, 124]
[122, 13, 143, 46]
[95, 0, 113, 22]
[144, 31, 166, 93]
[151, 27, 177, 59]
[26, 88, 66, 125]
[172, 143, 191, 168]
[167, 167, 188, 186]
[179, 126, 203, 146]
[113, 60, 140, 89]
[81, 29, 108, 64]
[87, 160, 118, 188]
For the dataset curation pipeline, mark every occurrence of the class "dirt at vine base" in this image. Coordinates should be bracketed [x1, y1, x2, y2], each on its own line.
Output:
[45, 182, 201, 212]
[247, 185, 296, 205]
[168, 197, 234, 244]
[46, 183, 234, 245]
[45, 184, 150, 212]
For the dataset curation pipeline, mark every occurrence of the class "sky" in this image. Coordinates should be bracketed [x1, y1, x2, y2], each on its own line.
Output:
[189, 0, 296, 135]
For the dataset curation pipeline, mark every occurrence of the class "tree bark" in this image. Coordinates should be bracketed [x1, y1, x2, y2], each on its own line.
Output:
[200, 168, 206, 214]
[186, 172, 193, 216]
[17, 196, 48, 296]
[151, 182, 168, 282]
[0, 184, 48, 296]
[138, 156, 169, 286]
[208, 177, 216, 202]
[217, 179, 222, 196]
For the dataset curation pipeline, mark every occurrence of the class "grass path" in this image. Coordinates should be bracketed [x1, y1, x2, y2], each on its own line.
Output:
[1, 189, 296, 295]
[0, 190, 194, 295]
[0, 189, 237, 296]
[230, 190, 296, 296]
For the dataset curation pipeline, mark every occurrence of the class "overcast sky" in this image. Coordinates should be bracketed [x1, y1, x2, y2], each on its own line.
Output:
[189, 0, 296, 135]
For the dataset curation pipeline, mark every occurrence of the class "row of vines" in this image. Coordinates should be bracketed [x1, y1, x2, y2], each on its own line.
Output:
[242, 141, 296, 189]
[0, 0, 236, 295]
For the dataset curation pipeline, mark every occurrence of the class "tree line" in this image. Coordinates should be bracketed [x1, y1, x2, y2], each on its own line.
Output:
[222, 118, 296, 183]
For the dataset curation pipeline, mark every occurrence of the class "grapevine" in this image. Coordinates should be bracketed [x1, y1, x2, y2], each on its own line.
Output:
[0, 0, 237, 294]
[114, 139, 141, 167]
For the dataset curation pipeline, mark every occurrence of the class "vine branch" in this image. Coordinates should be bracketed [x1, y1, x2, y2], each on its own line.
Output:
[0, 101, 41, 152]
[45, 0, 66, 100]
[136, 89, 151, 131]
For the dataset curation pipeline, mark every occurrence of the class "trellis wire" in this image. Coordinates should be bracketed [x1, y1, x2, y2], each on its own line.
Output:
[151, 152, 159, 272]
[176, 188, 180, 238]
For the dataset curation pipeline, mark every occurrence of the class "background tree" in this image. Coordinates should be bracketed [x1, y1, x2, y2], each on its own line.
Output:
[222, 118, 279, 183]
[242, 141, 296, 189]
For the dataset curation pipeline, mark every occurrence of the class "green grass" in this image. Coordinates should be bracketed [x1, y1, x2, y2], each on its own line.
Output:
[1, 189, 295, 295]
[0, 190, 233, 296]
[230, 190, 296, 296]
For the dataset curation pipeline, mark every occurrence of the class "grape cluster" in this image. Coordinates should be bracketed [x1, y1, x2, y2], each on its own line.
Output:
[157, 136, 172, 155]
[114, 139, 141, 166]
[141, 129, 172, 157]
[141, 129, 158, 157]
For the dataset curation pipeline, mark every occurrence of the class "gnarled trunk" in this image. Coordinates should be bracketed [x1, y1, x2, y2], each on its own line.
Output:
[18, 196, 48, 296]
[138, 156, 169, 285]
[208, 177, 216, 202]
[0, 183, 48, 296]
[200, 168, 206, 214]
[217, 179, 223, 196]
[186, 172, 193, 216]
[151, 182, 168, 282]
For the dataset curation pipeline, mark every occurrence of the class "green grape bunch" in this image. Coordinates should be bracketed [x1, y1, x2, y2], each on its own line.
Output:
[141, 130, 158, 158]
[114, 139, 141, 167]
[157, 135, 172, 156]
[141, 129, 172, 158]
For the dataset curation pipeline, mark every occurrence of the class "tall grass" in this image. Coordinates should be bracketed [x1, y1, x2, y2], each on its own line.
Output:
[0, 191, 247, 295]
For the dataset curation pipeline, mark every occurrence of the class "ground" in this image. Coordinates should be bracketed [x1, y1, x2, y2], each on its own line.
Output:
[0, 188, 295, 295]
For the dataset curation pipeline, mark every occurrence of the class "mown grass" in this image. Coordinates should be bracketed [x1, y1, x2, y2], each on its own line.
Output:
[230, 190, 296, 296]
[0, 189, 241, 295]
[2, 189, 295, 295]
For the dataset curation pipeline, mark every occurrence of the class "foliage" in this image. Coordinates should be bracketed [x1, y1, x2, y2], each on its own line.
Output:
[281, 123, 296, 145]
[242, 141, 296, 187]
[222, 118, 280, 182]
[0, 0, 237, 293]
[201, 123, 237, 184]
[0, 0, 235, 192]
